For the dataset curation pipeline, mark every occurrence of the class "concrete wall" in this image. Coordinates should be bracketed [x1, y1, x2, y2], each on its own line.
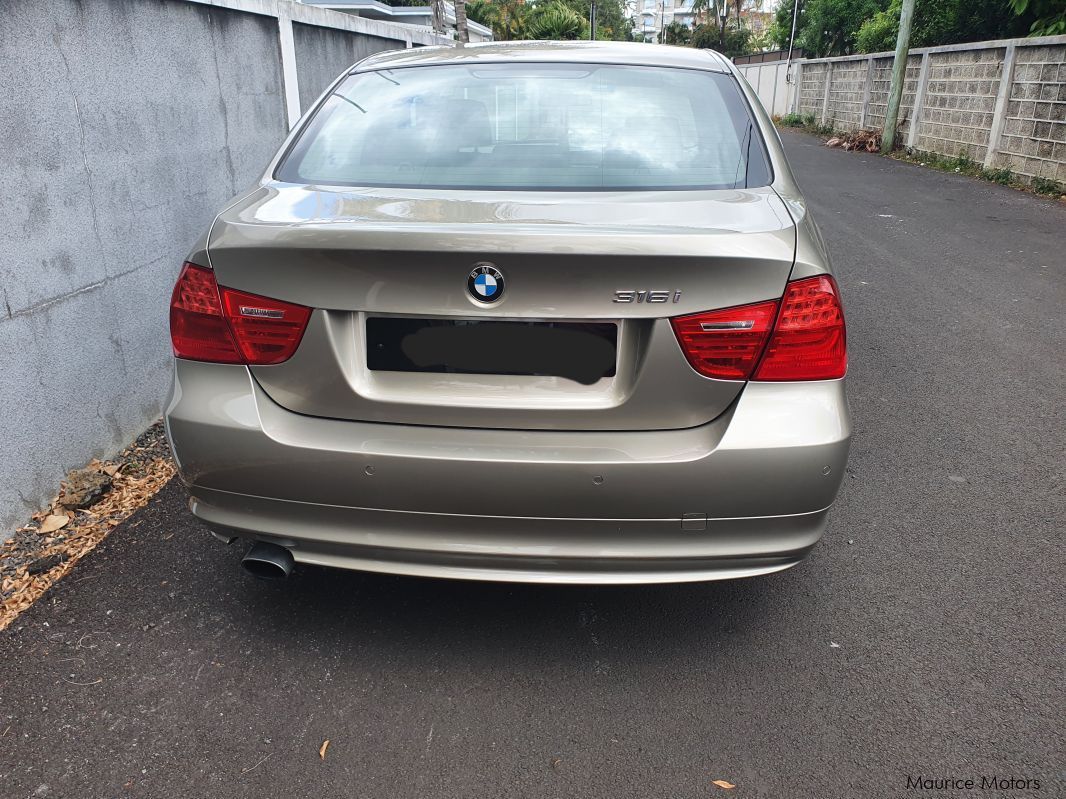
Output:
[293, 22, 400, 110]
[737, 60, 797, 118]
[0, 0, 447, 537]
[781, 35, 1066, 184]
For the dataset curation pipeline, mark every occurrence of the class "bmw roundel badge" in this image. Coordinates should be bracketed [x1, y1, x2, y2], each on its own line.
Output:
[468, 263, 505, 303]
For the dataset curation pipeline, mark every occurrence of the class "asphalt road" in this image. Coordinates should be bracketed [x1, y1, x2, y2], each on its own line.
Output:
[2, 131, 1063, 799]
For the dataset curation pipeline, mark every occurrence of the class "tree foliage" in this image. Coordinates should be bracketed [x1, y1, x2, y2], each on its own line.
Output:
[526, 1, 587, 39]
[770, 0, 1045, 58]
[466, 0, 634, 42]
[466, 0, 529, 40]
[686, 0, 755, 56]
[690, 21, 751, 57]
[661, 20, 692, 45]
[1009, 0, 1066, 36]
[856, 0, 1035, 53]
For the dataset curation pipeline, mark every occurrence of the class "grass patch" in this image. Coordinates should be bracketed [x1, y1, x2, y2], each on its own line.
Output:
[1031, 177, 1066, 198]
[894, 149, 1066, 199]
[775, 112, 835, 137]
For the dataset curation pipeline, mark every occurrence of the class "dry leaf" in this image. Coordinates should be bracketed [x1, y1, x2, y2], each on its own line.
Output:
[712, 779, 736, 790]
[319, 739, 330, 760]
[2, 449, 175, 632]
[101, 463, 122, 477]
[39, 515, 70, 533]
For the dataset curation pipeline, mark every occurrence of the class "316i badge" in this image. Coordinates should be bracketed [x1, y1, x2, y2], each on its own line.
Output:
[468, 263, 505, 303]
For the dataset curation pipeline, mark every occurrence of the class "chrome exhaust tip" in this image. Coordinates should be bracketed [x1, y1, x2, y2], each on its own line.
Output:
[241, 541, 295, 580]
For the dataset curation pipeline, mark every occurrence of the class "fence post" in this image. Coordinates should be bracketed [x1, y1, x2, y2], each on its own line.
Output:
[905, 52, 931, 149]
[791, 61, 803, 114]
[277, 5, 302, 129]
[770, 62, 780, 116]
[983, 44, 1018, 169]
[820, 62, 834, 125]
[859, 56, 874, 128]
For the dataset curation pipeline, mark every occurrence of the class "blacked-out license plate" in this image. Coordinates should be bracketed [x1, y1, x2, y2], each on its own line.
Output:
[366, 318, 617, 385]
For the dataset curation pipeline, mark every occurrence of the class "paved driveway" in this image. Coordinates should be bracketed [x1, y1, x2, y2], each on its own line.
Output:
[2, 131, 1063, 799]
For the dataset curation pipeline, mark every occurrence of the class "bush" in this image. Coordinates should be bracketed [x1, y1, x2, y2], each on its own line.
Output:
[690, 23, 751, 58]
[526, 2, 586, 40]
[777, 113, 815, 127]
[855, 9, 898, 53]
[982, 168, 1014, 186]
[1031, 176, 1066, 196]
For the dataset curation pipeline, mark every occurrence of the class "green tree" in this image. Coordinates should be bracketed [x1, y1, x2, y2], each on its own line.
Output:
[562, 0, 633, 40]
[469, 0, 633, 41]
[466, 0, 500, 30]
[797, 0, 885, 56]
[857, 0, 1035, 53]
[767, 0, 798, 50]
[466, 0, 531, 40]
[661, 20, 692, 44]
[1009, 0, 1066, 36]
[770, 0, 886, 56]
[526, 1, 588, 38]
[691, 20, 751, 56]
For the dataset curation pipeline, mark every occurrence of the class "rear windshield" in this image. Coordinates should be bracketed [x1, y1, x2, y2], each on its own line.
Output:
[276, 63, 771, 191]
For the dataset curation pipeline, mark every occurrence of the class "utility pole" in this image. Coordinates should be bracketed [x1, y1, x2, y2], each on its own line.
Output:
[590, 1, 597, 40]
[454, 0, 470, 43]
[881, 0, 915, 153]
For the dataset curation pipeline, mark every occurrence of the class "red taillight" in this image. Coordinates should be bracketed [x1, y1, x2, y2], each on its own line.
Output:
[670, 299, 779, 380]
[169, 263, 311, 366]
[671, 275, 846, 382]
[218, 286, 312, 365]
[754, 275, 846, 381]
[170, 263, 242, 363]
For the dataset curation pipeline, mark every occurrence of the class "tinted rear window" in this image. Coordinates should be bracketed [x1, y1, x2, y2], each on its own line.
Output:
[276, 63, 771, 191]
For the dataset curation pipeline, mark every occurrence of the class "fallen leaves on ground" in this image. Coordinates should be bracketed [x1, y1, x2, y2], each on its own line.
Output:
[712, 779, 736, 790]
[319, 739, 331, 760]
[38, 515, 70, 534]
[826, 128, 882, 153]
[0, 421, 175, 631]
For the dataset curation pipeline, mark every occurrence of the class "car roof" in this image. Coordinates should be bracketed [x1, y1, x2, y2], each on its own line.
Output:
[352, 41, 732, 74]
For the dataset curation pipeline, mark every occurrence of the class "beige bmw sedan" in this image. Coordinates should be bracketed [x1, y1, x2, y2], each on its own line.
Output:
[165, 41, 851, 584]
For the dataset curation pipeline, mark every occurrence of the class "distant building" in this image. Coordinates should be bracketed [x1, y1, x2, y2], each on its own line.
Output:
[298, 0, 494, 42]
[632, 0, 698, 44]
[631, 2, 773, 45]
[739, 9, 772, 37]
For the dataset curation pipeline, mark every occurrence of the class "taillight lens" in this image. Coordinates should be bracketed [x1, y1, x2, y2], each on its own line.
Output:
[671, 275, 846, 382]
[754, 275, 846, 381]
[218, 286, 312, 365]
[169, 263, 311, 365]
[670, 299, 779, 380]
[170, 263, 242, 363]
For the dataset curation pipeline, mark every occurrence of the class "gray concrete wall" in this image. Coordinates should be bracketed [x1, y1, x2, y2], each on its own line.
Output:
[0, 0, 446, 537]
[293, 22, 401, 110]
[782, 35, 1066, 184]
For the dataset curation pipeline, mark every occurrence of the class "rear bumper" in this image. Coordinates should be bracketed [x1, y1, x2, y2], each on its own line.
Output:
[165, 360, 851, 584]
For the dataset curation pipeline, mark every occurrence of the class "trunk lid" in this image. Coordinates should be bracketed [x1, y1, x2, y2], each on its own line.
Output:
[207, 183, 796, 431]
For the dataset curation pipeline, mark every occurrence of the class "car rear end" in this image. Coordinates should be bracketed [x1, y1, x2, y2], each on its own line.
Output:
[165, 43, 851, 584]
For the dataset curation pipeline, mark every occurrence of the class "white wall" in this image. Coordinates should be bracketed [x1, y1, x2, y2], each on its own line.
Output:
[736, 59, 798, 118]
